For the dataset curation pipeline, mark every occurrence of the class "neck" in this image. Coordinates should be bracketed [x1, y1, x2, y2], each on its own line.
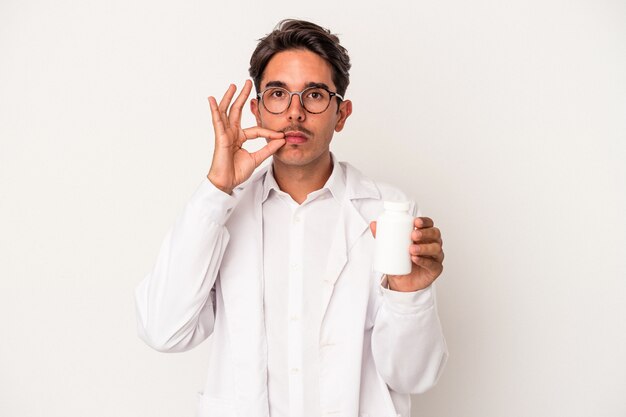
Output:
[272, 152, 333, 204]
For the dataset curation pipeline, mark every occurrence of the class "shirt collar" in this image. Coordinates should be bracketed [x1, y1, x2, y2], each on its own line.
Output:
[261, 152, 346, 204]
[262, 163, 281, 203]
[324, 153, 346, 202]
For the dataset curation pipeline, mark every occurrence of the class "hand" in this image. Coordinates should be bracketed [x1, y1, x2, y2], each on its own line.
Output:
[207, 80, 286, 194]
[369, 217, 444, 292]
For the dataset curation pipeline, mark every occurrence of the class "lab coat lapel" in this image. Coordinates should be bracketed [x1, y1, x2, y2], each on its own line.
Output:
[219, 168, 269, 416]
[319, 183, 370, 327]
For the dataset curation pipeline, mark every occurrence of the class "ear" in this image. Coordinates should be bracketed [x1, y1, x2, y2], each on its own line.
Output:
[250, 98, 263, 126]
[334, 100, 352, 132]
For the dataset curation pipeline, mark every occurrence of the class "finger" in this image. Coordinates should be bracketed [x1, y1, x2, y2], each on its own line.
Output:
[409, 242, 442, 258]
[241, 126, 285, 141]
[414, 217, 434, 229]
[423, 249, 445, 264]
[229, 80, 252, 127]
[411, 255, 444, 277]
[369, 221, 377, 238]
[218, 84, 237, 125]
[251, 138, 286, 167]
[208, 96, 226, 137]
[412, 227, 441, 243]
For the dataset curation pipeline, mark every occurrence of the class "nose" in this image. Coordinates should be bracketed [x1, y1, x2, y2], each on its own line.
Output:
[286, 92, 306, 122]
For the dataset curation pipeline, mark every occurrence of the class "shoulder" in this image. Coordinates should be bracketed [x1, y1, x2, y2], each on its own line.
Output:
[341, 160, 410, 201]
[340, 161, 417, 218]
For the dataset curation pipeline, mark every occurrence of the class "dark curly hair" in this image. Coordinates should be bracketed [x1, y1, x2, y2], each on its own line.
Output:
[249, 19, 351, 97]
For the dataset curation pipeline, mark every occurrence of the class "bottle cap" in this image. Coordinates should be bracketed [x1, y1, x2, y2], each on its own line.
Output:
[383, 201, 411, 211]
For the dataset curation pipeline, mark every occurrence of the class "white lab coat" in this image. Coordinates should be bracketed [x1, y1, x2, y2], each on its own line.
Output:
[135, 161, 448, 417]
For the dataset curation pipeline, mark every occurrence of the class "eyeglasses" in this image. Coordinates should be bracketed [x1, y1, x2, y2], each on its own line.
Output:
[257, 86, 344, 114]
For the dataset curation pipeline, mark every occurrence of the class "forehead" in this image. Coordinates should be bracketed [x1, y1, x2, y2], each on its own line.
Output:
[261, 49, 335, 90]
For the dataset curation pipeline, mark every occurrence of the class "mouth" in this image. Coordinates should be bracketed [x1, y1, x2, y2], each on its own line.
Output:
[284, 130, 308, 144]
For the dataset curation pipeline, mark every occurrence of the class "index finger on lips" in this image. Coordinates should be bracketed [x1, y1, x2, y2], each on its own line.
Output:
[228, 80, 252, 127]
[414, 217, 434, 229]
[242, 126, 285, 141]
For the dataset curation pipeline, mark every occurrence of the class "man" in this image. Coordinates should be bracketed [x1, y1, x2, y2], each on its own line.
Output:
[135, 19, 447, 417]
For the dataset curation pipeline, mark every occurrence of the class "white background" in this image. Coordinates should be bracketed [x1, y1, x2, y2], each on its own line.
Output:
[1, 0, 625, 416]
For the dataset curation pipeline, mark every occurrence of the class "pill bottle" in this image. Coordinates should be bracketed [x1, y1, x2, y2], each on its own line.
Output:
[373, 201, 414, 275]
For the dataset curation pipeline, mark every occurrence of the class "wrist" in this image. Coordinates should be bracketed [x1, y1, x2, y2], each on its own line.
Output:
[387, 275, 428, 292]
[206, 174, 233, 195]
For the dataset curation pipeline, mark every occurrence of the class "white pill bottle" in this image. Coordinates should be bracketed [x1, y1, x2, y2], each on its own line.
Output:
[373, 201, 414, 275]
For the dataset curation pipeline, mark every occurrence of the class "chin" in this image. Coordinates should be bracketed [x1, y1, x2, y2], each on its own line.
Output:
[274, 147, 330, 169]
[274, 146, 309, 164]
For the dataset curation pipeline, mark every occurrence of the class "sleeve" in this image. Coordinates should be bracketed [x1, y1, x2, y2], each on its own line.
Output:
[371, 281, 448, 394]
[134, 177, 237, 353]
[370, 202, 448, 394]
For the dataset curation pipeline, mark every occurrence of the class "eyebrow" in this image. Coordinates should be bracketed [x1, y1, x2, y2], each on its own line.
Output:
[263, 80, 332, 90]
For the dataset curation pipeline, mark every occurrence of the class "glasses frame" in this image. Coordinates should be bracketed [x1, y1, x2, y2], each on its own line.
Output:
[256, 86, 344, 115]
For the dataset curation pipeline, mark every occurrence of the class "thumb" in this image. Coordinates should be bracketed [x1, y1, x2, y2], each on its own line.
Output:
[369, 221, 377, 238]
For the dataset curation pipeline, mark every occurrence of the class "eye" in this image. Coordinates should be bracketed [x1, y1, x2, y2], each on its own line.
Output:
[269, 89, 286, 98]
[306, 89, 326, 100]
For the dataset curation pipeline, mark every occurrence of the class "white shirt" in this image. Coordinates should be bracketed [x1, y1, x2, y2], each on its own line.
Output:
[262, 160, 343, 417]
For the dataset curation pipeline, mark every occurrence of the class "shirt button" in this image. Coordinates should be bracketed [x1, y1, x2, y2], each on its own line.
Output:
[290, 314, 300, 321]
[291, 264, 300, 271]
[290, 367, 300, 374]
[293, 216, 301, 223]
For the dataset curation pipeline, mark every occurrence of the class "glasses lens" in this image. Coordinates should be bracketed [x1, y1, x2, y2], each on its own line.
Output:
[262, 88, 290, 113]
[302, 88, 330, 113]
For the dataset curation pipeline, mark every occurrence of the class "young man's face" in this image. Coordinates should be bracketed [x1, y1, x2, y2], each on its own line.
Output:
[250, 49, 352, 169]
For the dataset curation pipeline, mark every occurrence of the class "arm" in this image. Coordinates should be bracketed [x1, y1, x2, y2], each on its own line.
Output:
[371, 280, 448, 393]
[135, 81, 285, 353]
[134, 179, 235, 352]
[369, 216, 448, 393]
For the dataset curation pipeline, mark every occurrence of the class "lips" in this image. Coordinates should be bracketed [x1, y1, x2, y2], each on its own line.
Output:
[284, 131, 308, 144]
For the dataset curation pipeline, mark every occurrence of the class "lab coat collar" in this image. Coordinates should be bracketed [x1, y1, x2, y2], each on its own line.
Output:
[239, 153, 380, 202]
